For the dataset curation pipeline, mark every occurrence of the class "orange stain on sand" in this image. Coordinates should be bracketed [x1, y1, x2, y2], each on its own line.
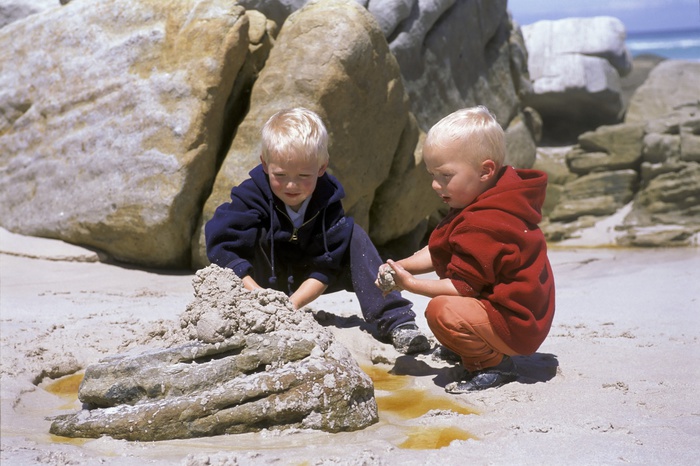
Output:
[44, 373, 84, 401]
[363, 365, 478, 449]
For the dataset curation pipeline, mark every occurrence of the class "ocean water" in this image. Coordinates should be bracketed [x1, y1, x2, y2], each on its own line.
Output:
[626, 28, 700, 61]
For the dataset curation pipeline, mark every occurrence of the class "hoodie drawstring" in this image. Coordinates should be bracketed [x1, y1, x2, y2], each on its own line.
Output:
[321, 208, 332, 264]
[267, 197, 277, 287]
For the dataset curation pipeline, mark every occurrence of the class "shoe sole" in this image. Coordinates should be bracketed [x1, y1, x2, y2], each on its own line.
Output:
[394, 335, 430, 355]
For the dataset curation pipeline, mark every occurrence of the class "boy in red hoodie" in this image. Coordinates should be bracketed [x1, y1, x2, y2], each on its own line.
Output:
[381, 106, 555, 393]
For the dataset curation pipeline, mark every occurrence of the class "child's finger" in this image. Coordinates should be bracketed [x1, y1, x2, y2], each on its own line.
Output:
[387, 259, 404, 273]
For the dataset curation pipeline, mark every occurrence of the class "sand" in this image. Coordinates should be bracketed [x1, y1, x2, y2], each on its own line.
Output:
[1, 226, 699, 465]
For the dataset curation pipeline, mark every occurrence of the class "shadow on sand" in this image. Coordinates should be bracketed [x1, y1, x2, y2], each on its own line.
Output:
[389, 352, 559, 389]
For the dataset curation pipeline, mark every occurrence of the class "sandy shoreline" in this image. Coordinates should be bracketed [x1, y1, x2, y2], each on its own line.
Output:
[1, 229, 699, 465]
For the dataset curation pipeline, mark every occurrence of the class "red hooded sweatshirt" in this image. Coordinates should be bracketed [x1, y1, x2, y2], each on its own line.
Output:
[428, 166, 555, 355]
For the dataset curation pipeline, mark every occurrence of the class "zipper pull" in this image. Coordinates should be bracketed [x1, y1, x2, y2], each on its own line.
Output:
[290, 228, 298, 242]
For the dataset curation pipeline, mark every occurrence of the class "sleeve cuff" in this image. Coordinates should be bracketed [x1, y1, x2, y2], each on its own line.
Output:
[451, 278, 478, 297]
[228, 259, 253, 279]
[309, 271, 331, 285]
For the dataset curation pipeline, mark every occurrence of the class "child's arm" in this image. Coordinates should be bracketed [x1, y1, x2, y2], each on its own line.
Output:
[241, 275, 263, 291]
[289, 278, 328, 310]
[394, 246, 435, 274]
[386, 259, 461, 298]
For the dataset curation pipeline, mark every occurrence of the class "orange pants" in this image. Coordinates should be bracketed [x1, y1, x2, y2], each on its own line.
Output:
[425, 295, 519, 372]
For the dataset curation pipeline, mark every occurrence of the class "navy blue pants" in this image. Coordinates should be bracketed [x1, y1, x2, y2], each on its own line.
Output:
[250, 224, 416, 337]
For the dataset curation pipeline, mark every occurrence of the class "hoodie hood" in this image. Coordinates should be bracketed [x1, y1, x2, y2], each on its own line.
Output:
[469, 166, 547, 226]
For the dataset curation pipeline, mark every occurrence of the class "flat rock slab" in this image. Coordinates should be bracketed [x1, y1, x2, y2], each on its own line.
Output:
[49, 265, 378, 440]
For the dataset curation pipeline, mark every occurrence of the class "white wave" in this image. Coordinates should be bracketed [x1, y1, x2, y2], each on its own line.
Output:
[626, 38, 700, 50]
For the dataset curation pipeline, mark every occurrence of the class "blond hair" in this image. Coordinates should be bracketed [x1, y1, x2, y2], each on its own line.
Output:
[424, 106, 505, 167]
[261, 107, 329, 166]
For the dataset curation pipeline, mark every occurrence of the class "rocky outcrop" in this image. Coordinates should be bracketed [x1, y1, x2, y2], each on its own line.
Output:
[522, 17, 633, 142]
[49, 264, 378, 440]
[1, 0, 533, 270]
[537, 60, 700, 247]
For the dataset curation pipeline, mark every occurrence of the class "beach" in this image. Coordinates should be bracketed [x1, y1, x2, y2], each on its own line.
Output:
[1, 227, 698, 465]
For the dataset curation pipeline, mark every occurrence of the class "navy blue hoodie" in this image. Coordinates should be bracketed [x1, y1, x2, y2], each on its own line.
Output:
[205, 164, 354, 288]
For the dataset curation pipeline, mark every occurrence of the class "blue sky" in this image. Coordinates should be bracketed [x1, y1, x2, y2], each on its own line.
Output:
[508, 0, 700, 33]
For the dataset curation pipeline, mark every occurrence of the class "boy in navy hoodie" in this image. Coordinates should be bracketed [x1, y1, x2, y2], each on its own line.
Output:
[205, 107, 429, 354]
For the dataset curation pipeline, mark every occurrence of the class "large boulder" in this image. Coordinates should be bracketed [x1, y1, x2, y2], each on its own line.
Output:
[49, 264, 378, 440]
[382, 0, 522, 130]
[0, 0, 250, 268]
[369, 114, 443, 247]
[522, 17, 633, 142]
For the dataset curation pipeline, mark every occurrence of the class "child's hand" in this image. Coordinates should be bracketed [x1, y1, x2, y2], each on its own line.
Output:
[385, 259, 415, 293]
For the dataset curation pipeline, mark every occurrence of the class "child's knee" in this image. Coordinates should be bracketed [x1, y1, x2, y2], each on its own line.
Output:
[425, 296, 452, 327]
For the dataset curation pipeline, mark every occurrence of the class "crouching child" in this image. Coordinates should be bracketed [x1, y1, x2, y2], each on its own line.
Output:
[381, 106, 555, 391]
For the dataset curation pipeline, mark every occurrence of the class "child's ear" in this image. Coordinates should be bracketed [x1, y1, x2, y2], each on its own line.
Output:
[260, 155, 268, 174]
[480, 159, 496, 181]
[317, 162, 328, 177]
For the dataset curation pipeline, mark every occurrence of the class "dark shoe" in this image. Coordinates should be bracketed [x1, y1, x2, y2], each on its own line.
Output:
[431, 345, 461, 363]
[445, 356, 518, 393]
[389, 323, 430, 354]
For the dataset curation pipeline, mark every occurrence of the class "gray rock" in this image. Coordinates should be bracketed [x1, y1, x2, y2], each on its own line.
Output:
[568, 123, 645, 175]
[505, 112, 538, 168]
[626, 60, 700, 123]
[369, 114, 443, 246]
[620, 54, 666, 113]
[680, 116, 700, 163]
[532, 147, 576, 186]
[540, 101, 700, 246]
[522, 17, 633, 141]
[619, 227, 697, 248]
[0, 0, 58, 28]
[522, 17, 631, 77]
[630, 163, 700, 225]
[642, 133, 680, 164]
[49, 264, 378, 440]
[548, 170, 638, 222]
[386, 0, 522, 130]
